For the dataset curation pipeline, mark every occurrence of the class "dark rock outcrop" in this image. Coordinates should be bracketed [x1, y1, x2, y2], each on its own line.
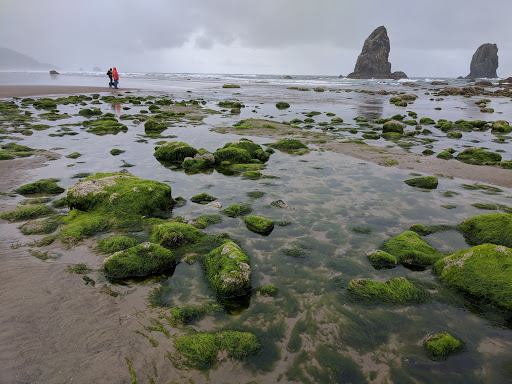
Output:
[347, 26, 407, 80]
[465, 43, 498, 79]
[49, 70, 59, 75]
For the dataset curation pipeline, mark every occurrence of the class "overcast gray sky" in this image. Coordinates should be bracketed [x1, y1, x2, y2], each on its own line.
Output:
[1, 0, 510, 77]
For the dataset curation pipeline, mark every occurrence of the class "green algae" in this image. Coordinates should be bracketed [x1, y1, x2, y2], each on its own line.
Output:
[67, 263, 90, 274]
[98, 235, 140, 253]
[244, 215, 275, 234]
[367, 250, 398, 268]
[456, 148, 502, 164]
[381, 230, 441, 267]
[1, 205, 54, 221]
[190, 192, 216, 204]
[170, 302, 223, 324]
[268, 139, 308, 152]
[203, 241, 251, 298]
[83, 116, 128, 135]
[434, 243, 512, 311]
[15, 179, 64, 195]
[154, 141, 198, 162]
[190, 214, 222, 229]
[275, 102, 290, 109]
[151, 222, 205, 249]
[459, 213, 512, 248]
[404, 176, 438, 189]
[256, 284, 278, 296]
[409, 224, 454, 236]
[65, 152, 81, 159]
[18, 215, 64, 235]
[424, 332, 463, 359]
[78, 108, 102, 118]
[220, 138, 270, 163]
[213, 146, 252, 165]
[110, 148, 125, 156]
[437, 151, 454, 160]
[348, 277, 429, 304]
[220, 203, 252, 217]
[104, 242, 177, 279]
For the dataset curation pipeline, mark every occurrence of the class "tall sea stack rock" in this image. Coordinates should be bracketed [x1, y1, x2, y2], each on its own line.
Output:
[465, 43, 498, 79]
[347, 26, 407, 80]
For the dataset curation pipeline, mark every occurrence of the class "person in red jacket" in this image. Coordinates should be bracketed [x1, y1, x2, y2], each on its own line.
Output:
[112, 67, 119, 89]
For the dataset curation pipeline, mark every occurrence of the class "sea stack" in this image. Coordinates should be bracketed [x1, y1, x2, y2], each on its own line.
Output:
[465, 43, 498, 79]
[347, 26, 407, 80]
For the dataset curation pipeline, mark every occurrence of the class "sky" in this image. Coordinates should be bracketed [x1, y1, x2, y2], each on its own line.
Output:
[0, 0, 511, 77]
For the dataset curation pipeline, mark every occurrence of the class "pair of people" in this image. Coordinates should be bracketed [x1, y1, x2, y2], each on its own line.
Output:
[107, 67, 119, 89]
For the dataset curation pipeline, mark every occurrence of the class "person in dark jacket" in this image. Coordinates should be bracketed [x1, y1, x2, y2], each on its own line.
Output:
[107, 68, 113, 88]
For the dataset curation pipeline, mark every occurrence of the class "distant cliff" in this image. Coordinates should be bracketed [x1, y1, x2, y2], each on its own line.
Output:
[347, 26, 407, 80]
[0, 47, 55, 71]
[465, 44, 498, 79]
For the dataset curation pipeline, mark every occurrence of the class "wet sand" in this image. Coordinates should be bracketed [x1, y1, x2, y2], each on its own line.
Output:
[0, 85, 135, 98]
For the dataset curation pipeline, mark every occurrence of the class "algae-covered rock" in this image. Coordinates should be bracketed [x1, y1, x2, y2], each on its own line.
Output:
[419, 117, 435, 125]
[203, 241, 251, 297]
[213, 147, 252, 165]
[104, 242, 176, 279]
[382, 231, 441, 267]
[144, 118, 166, 133]
[275, 102, 290, 109]
[404, 176, 438, 190]
[221, 139, 270, 163]
[459, 213, 512, 247]
[220, 203, 252, 217]
[0, 204, 54, 222]
[83, 116, 128, 135]
[151, 222, 205, 249]
[98, 235, 140, 253]
[367, 250, 398, 268]
[244, 215, 275, 234]
[434, 243, 512, 311]
[78, 108, 102, 118]
[16, 179, 65, 195]
[191, 193, 217, 204]
[437, 151, 454, 160]
[456, 148, 502, 164]
[347, 277, 429, 304]
[382, 120, 405, 134]
[424, 332, 463, 359]
[182, 153, 215, 169]
[154, 141, 198, 162]
[491, 120, 512, 133]
[268, 138, 308, 150]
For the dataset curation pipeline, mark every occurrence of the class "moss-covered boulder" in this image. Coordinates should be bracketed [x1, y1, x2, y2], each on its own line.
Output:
[221, 139, 270, 163]
[459, 213, 512, 248]
[404, 176, 438, 190]
[98, 235, 140, 253]
[78, 108, 102, 118]
[203, 241, 251, 297]
[104, 242, 176, 279]
[151, 222, 205, 249]
[434, 243, 512, 311]
[15, 179, 65, 195]
[382, 120, 405, 134]
[220, 203, 252, 217]
[437, 151, 454, 160]
[213, 147, 252, 165]
[154, 141, 198, 162]
[268, 139, 308, 151]
[83, 116, 128, 135]
[424, 332, 462, 359]
[191, 193, 217, 204]
[456, 148, 502, 164]
[419, 117, 435, 125]
[382, 231, 442, 267]
[244, 215, 275, 234]
[367, 250, 398, 268]
[182, 153, 216, 169]
[347, 277, 429, 304]
[275, 102, 290, 109]
[144, 118, 166, 133]
[491, 120, 512, 133]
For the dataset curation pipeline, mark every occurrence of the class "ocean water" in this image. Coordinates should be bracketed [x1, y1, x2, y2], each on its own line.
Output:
[1, 71, 512, 383]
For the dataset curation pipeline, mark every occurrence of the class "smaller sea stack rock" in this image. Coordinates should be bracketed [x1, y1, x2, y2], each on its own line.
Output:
[465, 44, 498, 79]
[347, 26, 407, 80]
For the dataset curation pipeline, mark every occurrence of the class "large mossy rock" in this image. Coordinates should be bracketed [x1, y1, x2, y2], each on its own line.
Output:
[221, 138, 270, 163]
[434, 243, 512, 311]
[83, 116, 128, 135]
[459, 213, 512, 247]
[381, 231, 441, 267]
[455, 148, 502, 164]
[244, 215, 275, 234]
[154, 141, 198, 162]
[104, 242, 176, 279]
[382, 120, 405, 134]
[203, 241, 251, 298]
[15, 179, 65, 195]
[347, 277, 429, 304]
[220, 203, 252, 217]
[404, 176, 438, 190]
[151, 222, 205, 249]
[213, 147, 252, 165]
[367, 249, 398, 268]
[268, 138, 307, 150]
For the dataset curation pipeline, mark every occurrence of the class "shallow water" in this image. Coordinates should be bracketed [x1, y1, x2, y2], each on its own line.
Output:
[1, 73, 512, 383]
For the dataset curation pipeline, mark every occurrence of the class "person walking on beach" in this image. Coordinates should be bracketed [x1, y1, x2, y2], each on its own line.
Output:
[112, 67, 119, 89]
[107, 68, 113, 88]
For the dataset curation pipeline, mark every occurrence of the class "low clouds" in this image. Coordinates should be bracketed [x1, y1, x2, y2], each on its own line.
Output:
[0, 0, 510, 76]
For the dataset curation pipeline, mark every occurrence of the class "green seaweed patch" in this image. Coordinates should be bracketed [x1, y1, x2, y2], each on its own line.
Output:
[221, 138, 270, 163]
[459, 213, 512, 247]
[151, 221, 205, 249]
[404, 176, 438, 189]
[110, 148, 125, 156]
[78, 108, 102, 118]
[173, 330, 260, 370]
[18, 215, 64, 235]
[434, 243, 512, 311]
[66, 152, 81, 159]
[154, 141, 198, 162]
[348, 277, 429, 304]
[247, 191, 265, 199]
[367, 250, 398, 269]
[424, 332, 463, 360]
[275, 102, 290, 110]
[221, 203, 252, 218]
[222, 84, 240, 88]
[67, 263, 90, 274]
[437, 151, 454, 160]
[462, 184, 502, 193]
[191, 193, 217, 204]
[170, 302, 223, 324]
[203, 241, 251, 298]
[190, 214, 223, 229]
[98, 235, 140, 253]
[15, 179, 64, 195]
[256, 284, 278, 296]
[382, 231, 441, 267]
[244, 215, 275, 235]
[456, 148, 502, 165]
[104, 242, 177, 279]
[1, 204, 54, 221]
[83, 116, 128, 135]
[409, 224, 454, 236]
